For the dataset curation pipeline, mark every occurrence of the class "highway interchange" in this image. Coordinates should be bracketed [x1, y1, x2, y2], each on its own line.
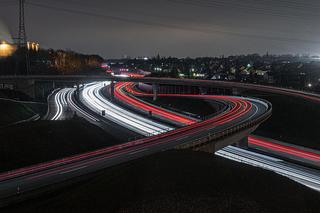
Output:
[114, 81, 320, 192]
[0, 79, 319, 206]
[36, 81, 320, 191]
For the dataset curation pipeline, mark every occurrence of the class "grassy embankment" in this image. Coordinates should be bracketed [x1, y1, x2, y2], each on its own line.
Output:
[0, 119, 121, 173]
[0, 99, 37, 127]
[3, 150, 320, 213]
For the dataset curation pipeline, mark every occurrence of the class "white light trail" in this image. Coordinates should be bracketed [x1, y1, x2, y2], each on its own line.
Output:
[51, 88, 69, 120]
[66, 88, 99, 122]
[215, 146, 320, 192]
[67, 81, 319, 192]
[81, 82, 172, 136]
[92, 86, 320, 192]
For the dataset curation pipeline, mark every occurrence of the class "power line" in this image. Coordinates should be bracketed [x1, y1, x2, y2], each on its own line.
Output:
[18, 0, 30, 74]
[31, 0, 320, 36]
[168, 0, 320, 21]
[25, 1, 320, 45]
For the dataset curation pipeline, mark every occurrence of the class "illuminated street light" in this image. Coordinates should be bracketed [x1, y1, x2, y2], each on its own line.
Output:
[0, 40, 16, 57]
[307, 83, 312, 88]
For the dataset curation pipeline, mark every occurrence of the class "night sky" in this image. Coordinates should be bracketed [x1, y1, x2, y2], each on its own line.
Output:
[1, 0, 320, 58]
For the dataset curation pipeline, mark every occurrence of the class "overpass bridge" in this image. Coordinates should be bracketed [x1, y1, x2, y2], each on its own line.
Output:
[0, 78, 273, 206]
[0, 75, 319, 103]
[1, 75, 320, 207]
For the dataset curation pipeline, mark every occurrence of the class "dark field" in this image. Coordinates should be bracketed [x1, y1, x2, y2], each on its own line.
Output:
[23, 102, 48, 117]
[3, 150, 320, 213]
[0, 89, 32, 101]
[0, 119, 121, 172]
[141, 96, 217, 117]
[0, 99, 36, 127]
[241, 90, 320, 150]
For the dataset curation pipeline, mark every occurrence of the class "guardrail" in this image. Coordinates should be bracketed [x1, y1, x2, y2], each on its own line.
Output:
[176, 101, 272, 150]
[117, 82, 273, 147]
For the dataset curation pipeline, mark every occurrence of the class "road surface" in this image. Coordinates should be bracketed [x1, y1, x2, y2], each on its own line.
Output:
[0, 81, 271, 206]
[113, 81, 320, 191]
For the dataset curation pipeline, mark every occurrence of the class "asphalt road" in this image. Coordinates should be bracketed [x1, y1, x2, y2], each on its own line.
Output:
[114, 81, 320, 191]
[0, 81, 271, 207]
[46, 87, 138, 141]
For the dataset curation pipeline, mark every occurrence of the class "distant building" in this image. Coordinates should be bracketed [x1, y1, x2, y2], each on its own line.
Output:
[27, 41, 40, 52]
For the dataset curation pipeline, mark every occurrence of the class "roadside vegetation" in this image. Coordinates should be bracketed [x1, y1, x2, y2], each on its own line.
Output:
[0, 99, 36, 127]
[3, 150, 319, 213]
[0, 119, 121, 172]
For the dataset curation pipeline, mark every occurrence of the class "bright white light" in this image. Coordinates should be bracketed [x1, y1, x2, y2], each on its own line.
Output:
[0, 40, 15, 57]
[52, 89, 69, 120]
[66, 88, 99, 122]
[113, 74, 129, 78]
[308, 83, 312, 88]
[215, 146, 320, 192]
[81, 82, 172, 136]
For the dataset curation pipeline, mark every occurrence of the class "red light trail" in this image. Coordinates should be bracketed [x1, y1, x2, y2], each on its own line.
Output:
[118, 82, 320, 163]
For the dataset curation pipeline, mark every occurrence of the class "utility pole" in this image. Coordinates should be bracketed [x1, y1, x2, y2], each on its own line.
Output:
[18, 0, 30, 75]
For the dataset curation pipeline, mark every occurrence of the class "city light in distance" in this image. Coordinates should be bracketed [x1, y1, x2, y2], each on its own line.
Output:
[27, 41, 40, 52]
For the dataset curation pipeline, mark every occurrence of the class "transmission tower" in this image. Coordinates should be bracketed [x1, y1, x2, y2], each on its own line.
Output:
[18, 0, 30, 74]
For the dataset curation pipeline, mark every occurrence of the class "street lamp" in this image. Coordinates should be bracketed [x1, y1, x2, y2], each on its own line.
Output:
[0, 40, 16, 57]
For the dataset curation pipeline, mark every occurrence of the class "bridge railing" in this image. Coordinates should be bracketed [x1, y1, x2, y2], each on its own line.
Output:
[176, 101, 272, 150]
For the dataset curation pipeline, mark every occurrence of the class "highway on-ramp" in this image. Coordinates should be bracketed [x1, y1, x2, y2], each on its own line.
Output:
[0, 81, 271, 206]
[112, 81, 320, 191]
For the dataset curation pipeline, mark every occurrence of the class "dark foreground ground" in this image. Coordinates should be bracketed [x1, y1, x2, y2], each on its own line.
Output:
[0, 119, 121, 172]
[3, 150, 320, 213]
[0, 89, 32, 101]
[241, 90, 320, 150]
[0, 99, 36, 127]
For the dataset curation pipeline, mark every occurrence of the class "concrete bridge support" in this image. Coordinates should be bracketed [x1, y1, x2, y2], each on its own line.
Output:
[16, 79, 36, 99]
[175, 126, 256, 154]
[235, 137, 249, 149]
[110, 80, 115, 99]
[199, 87, 208, 95]
[76, 83, 80, 98]
[232, 88, 241, 96]
[0, 79, 36, 99]
[0, 78, 61, 101]
[152, 83, 158, 101]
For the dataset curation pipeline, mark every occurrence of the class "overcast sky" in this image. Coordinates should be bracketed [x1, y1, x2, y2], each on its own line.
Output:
[1, 0, 320, 58]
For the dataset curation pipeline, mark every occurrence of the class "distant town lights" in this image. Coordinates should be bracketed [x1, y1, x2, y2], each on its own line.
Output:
[193, 73, 205, 77]
[27, 41, 40, 51]
[119, 68, 129, 72]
